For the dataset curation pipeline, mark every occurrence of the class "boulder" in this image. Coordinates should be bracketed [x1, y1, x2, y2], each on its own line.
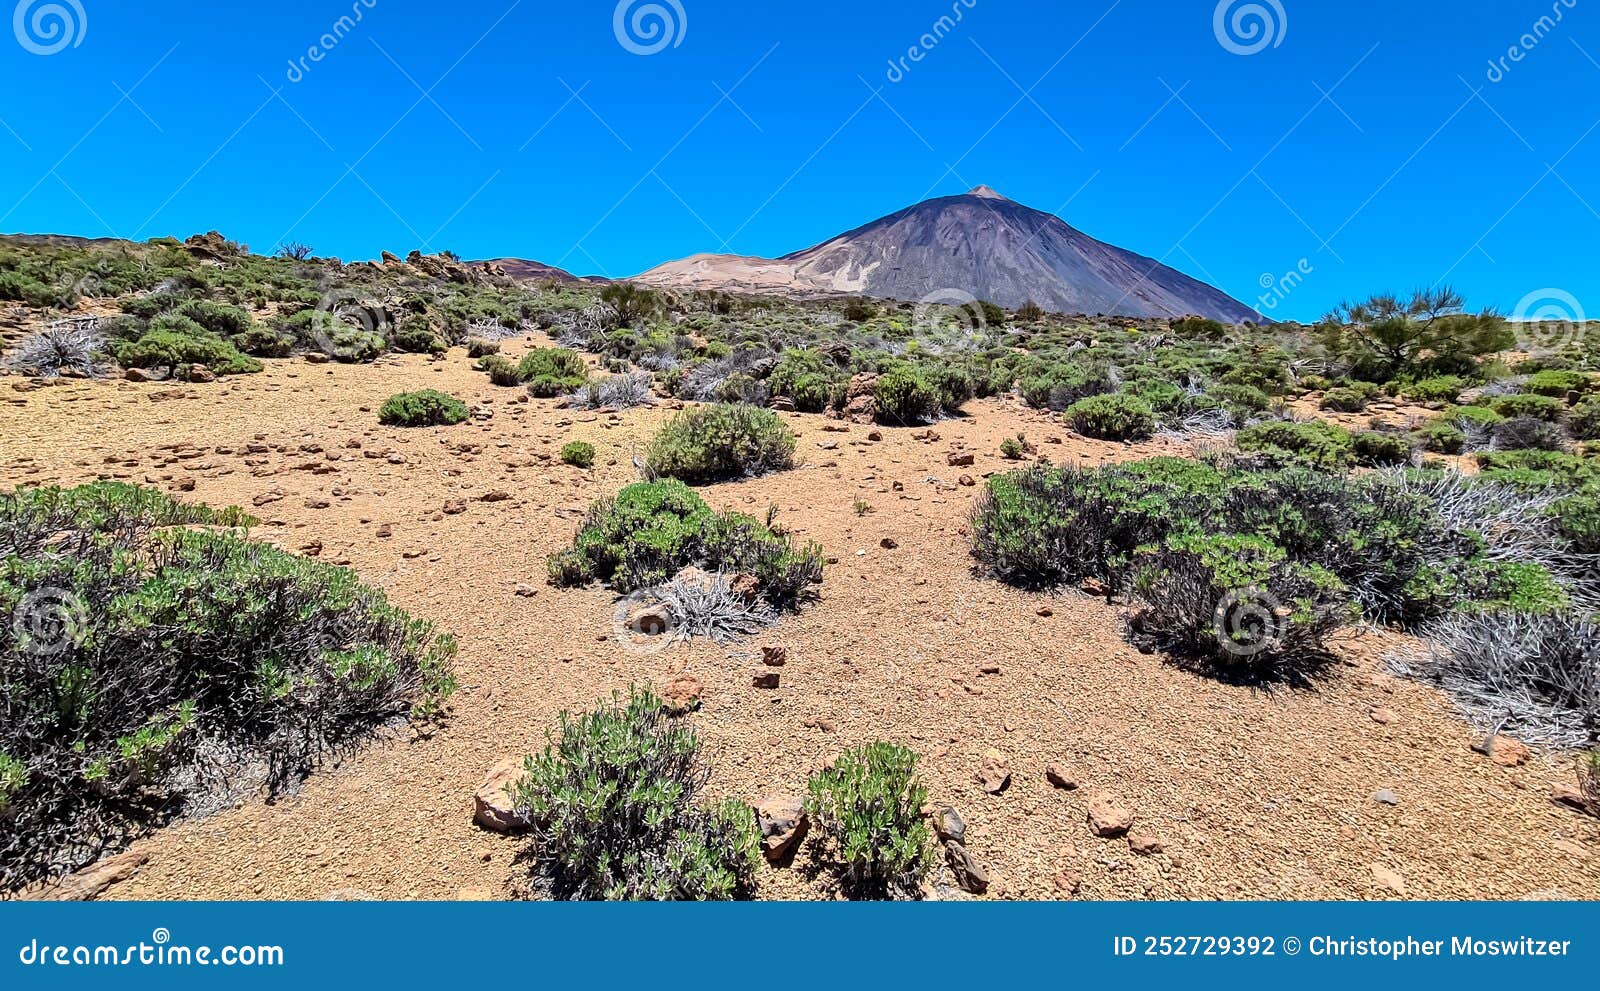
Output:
[944, 841, 990, 894]
[976, 749, 1011, 794]
[1087, 794, 1133, 838]
[474, 758, 530, 832]
[934, 806, 967, 846]
[1045, 764, 1079, 790]
[755, 794, 808, 861]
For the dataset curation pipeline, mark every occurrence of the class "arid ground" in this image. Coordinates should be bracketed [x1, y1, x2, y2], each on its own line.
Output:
[4, 338, 1596, 900]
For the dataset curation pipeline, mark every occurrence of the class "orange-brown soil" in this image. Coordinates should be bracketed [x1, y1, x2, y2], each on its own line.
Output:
[3, 342, 1595, 901]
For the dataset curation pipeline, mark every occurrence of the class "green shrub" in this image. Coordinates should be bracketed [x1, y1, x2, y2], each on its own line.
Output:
[1206, 383, 1272, 413]
[391, 313, 446, 354]
[0, 483, 456, 890]
[1524, 369, 1590, 399]
[806, 742, 932, 899]
[1126, 533, 1352, 682]
[1487, 394, 1565, 422]
[1353, 431, 1411, 466]
[378, 389, 469, 427]
[1570, 398, 1600, 441]
[548, 480, 823, 603]
[511, 688, 760, 900]
[518, 347, 589, 397]
[1443, 404, 1504, 429]
[1418, 420, 1466, 454]
[873, 365, 941, 424]
[645, 404, 795, 483]
[1402, 376, 1464, 404]
[466, 338, 501, 359]
[0, 272, 76, 309]
[113, 316, 262, 378]
[768, 350, 842, 413]
[174, 299, 254, 339]
[1236, 420, 1355, 470]
[560, 441, 595, 468]
[1471, 562, 1569, 614]
[1319, 387, 1369, 413]
[919, 363, 975, 413]
[1067, 393, 1156, 441]
[1000, 436, 1025, 460]
[478, 354, 521, 386]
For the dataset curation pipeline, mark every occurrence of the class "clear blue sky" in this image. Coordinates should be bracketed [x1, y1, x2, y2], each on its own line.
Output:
[0, 0, 1595, 321]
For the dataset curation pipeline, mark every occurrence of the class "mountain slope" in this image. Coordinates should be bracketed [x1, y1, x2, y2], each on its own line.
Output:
[635, 186, 1261, 322]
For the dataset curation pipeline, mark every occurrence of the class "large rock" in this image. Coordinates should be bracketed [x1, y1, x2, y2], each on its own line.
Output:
[945, 841, 990, 894]
[755, 794, 808, 861]
[474, 758, 531, 832]
[1086, 794, 1133, 838]
[934, 806, 967, 846]
[26, 850, 148, 901]
[976, 749, 1011, 794]
[660, 674, 704, 714]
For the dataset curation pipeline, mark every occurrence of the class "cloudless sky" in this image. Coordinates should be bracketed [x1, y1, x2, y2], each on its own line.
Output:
[0, 0, 1596, 321]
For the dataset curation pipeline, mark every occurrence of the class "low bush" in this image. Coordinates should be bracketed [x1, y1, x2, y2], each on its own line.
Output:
[1206, 383, 1272, 413]
[511, 688, 760, 900]
[873, 365, 941, 424]
[767, 349, 842, 413]
[806, 742, 932, 899]
[1524, 369, 1590, 399]
[1491, 416, 1569, 452]
[1405, 611, 1598, 746]
[478, 354, 521, 386]
[1126, 533, 1351, 683]
[1486, 393, 1565, 422]
[1353, 430, 1412, 466]
[547, 480, 823, 604]
[1067, 393, 1156, 441]
[645, 404, 795, 484]
[1402, 376, 1465, 404]
[1236, 420, 1355, 470]
[565, 372, 655, 411]
[1418, 420, 1466, 454]
[1570, 398, 1600, 441]
[518, 347, 589, 397]
[113, 316, 262, 378]
[0, 483, 456, 891]
[465, 338, 500, 359]
[1320, 387, 1370, 413]
[378, 389, 469, 427]
[560, 441, 595, 468]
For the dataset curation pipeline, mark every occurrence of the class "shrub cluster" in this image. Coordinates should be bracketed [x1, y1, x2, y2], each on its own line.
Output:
[0, 483, 456, 891]
[378, 389, 469, 427]
[547, 480, 823, 604]
[645, 404, 796, 484]
[560, 441, 596, 468]
[1066, 393, 1156, 441]
[805, 742, 932, 899]
[511, 688, 760, 900]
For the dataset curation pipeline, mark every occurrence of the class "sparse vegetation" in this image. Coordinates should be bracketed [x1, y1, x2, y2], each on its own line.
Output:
[511, 688, 760, 900]
[560, 441, 595, 468]
[0, 483, 456, 891]
[645, 404, 796, 484]
[806, 742, 932, 899]
[378, 389, 469, 427]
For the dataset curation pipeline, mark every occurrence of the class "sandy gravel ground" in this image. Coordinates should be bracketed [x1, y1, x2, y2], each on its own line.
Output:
[3, 343, 1596, 901]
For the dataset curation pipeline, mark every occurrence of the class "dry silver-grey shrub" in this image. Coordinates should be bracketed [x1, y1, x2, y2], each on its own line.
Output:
[564, 372, 655, 411]
[653, 571, 777, 644]
[1389, 610, 1599, 747]
[5, 319, 107, 378]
